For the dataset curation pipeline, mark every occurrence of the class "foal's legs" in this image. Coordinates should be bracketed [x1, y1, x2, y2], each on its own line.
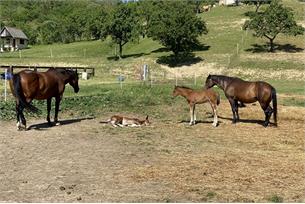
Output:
[47, 98, 52, 125]
[54, 96, 61, 126]
[211, 104, 218, 127]
[189, 103, 195, 125]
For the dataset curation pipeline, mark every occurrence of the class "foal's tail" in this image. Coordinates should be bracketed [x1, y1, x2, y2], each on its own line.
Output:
[271, 87, 277, 126]
[13, 74, 39, 113]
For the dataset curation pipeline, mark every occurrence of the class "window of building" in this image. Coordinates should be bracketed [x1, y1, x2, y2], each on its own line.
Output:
[20, 39, 24, 44]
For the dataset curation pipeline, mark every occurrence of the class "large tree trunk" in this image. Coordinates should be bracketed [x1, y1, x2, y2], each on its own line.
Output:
[255, 3, 261, 12]
[119, 43, 123, 58]
[269, 38, 274, 52]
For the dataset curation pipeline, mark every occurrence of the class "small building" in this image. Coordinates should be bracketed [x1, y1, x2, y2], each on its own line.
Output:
[0, 26, 28, 52]
[219, 0, 236, 5]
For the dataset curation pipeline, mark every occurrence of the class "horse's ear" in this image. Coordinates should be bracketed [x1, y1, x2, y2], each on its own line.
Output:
[146, 115, 149, 120]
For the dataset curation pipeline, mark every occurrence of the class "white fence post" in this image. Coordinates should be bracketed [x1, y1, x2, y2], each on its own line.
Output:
[237, 43, 239, 55]
[4, 68, 7, 102]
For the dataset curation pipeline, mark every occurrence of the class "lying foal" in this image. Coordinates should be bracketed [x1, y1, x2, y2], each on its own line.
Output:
[105, 115, 150, 127]
[173, 86, 220, 127]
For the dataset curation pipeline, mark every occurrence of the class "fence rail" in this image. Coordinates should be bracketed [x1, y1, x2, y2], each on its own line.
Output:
[0, 65, 95, 76]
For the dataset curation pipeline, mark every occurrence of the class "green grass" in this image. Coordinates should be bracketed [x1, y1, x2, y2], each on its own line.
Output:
[268, 194, 284, 203]
[266, 80, 305, 95]
[1, 78, 304, 121]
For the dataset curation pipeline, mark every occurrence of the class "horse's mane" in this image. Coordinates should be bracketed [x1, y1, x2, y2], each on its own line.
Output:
[52, 68, 76, 76]
[175, 85, 194, 90]
[211, 75, 243, 83]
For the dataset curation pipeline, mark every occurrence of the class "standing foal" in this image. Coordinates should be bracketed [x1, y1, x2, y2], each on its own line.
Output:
[172, 86, 220, 127]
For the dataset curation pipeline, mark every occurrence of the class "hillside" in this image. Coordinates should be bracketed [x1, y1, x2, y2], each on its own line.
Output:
[0, 0, 304, 82]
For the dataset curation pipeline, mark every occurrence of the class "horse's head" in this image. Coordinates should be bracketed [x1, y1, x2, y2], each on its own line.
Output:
[67, 70, 79, 93]
[144, 115, 150, 126]
[172, 86, 179, 98]
[204, 74, 216, 89]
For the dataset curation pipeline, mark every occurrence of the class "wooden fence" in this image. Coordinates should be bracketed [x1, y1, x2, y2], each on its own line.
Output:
[0, 65, 95, 77]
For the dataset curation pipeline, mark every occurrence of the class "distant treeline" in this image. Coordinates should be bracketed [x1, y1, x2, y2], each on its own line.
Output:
[0, 0, 117, 44]
[0, 0, 216, 45]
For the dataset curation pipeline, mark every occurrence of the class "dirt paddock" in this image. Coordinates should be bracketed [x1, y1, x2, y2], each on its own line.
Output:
[0, 102, 304, 202]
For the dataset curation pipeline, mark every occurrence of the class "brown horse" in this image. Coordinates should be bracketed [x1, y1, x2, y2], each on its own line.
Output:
[172, 86, 220, 127]
[9, 68, 79, 130]
[204, 75, 277, 127]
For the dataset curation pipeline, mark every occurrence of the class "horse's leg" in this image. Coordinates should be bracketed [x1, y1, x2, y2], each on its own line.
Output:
[47, 98, 52, 126]
[54, 96, 61, 126]
[260, 102, 273, 127]
[234, 100, 240, 121]
[193, 104, 196, 124]
[15, 102, 21, 130]
[228, 98, 237, 123]
[265, 106, 273, 127]
[18, 104, 26, 130]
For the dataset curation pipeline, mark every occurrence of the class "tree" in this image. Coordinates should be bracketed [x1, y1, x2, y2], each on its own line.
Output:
[102, 2, 142, 58]
[241, 0, 271, 12]
[0, 0, 111, 45]
[148, 1, 208, 56]
[243, 0, 304, 52]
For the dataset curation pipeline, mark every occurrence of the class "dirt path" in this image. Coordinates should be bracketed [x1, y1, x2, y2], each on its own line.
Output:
[0, 103, 304, 202]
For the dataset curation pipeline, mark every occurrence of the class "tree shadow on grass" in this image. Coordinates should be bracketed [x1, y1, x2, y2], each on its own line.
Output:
[157, 53, 203, 67]
[245, 43, 304, 53]
[27, 116, 95, 131]
[107, 53, 149, 61]
[152, 44, 210, 53]
[152, 47, 171, 53]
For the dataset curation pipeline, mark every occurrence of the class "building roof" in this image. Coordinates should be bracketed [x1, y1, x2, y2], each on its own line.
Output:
[0, 26, 28, 40]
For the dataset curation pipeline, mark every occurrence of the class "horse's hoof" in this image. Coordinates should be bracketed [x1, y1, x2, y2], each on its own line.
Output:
[212, 123, 218, 127]
[55, 122, 61, 126]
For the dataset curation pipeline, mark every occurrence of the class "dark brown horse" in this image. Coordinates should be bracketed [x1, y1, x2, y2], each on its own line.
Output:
[204, 75, 277, 127]
[9, 68, 79, 130]
[173, 86, 220, 127]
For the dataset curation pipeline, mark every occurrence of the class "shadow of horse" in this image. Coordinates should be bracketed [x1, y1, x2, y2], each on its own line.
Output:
[179, 119, 222, 125]
[218, 115, 277, 127]
[27, 117, 95, 131]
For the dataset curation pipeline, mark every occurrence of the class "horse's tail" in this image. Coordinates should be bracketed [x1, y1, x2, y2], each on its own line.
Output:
[271, 87, 277, 126]
[13, 73, 39, 113]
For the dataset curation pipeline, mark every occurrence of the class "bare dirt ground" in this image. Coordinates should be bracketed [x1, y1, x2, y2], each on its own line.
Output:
[0, 102, 304, 202]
